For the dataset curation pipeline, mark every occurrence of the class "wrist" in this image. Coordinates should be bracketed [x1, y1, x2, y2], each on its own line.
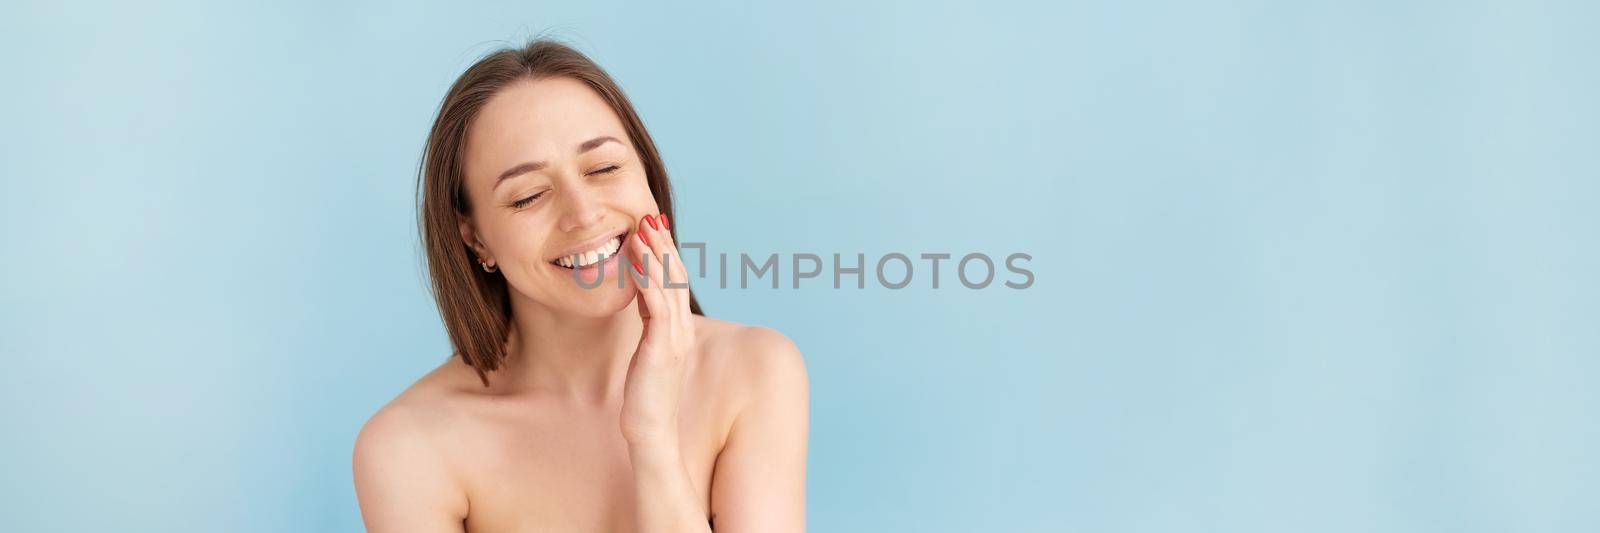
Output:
[621, 416, 680, 449]
[626, 437, 682, 464]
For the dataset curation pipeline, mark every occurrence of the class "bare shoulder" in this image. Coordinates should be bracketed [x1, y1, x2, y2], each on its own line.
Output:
[691, 316, 809, 406]
[357, 359, 475, 442]
[357, 372, 445, 451]
[353, 396, 440, 476]
[695, 317, 808, 530]
[352, 359, 473, 524]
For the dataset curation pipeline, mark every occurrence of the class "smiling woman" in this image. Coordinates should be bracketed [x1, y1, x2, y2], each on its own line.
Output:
[418, 43, 703, 386]
[352, 40, 809, 533]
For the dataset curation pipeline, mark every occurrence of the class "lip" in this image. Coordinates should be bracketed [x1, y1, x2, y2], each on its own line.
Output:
[546, 228, 630, 266]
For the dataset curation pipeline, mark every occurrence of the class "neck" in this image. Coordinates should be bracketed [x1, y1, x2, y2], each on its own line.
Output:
[492, 293, 643, 405]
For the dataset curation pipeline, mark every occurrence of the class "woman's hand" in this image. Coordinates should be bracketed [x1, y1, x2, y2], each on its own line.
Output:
[620, 213, 695, 449]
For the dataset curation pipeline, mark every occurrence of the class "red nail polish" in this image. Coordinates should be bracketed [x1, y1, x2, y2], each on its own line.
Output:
[661, 214, 671, 231]
[646, 215, 660, 231]
[632, 260, 644, 276]
[637, 230, 650, 247]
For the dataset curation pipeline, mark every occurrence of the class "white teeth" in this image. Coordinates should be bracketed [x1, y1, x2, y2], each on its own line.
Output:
[554, 236, 623, 269]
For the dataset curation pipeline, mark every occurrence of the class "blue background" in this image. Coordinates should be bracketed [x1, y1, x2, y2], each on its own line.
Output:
[2, 1, 1595, 531]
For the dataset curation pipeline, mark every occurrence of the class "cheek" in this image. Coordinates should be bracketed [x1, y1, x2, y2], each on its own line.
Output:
[480, 212, 552, 261]
[618, 171, 660, 210]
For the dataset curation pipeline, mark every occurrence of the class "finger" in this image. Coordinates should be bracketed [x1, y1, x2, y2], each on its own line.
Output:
[628, 253, 665, 327]
[652, 213, 688, 286]
[639, 213, 690, 309]
[637, 214, 680, 298]
[626, 218, 669, 318]
[627, 234, 670, 355]
[637, 213, 667, 263]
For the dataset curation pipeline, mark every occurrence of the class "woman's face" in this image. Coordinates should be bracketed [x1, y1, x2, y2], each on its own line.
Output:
[458, 76, 658, 317]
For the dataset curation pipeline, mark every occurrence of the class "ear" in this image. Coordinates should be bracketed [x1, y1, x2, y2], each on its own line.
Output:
[458, 215, 492, 263]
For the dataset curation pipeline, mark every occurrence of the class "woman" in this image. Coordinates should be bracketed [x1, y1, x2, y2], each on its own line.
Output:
[354, 40, 809, 532]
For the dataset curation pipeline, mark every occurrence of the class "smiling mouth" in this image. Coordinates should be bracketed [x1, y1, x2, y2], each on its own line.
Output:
[551, 230, 629, 269]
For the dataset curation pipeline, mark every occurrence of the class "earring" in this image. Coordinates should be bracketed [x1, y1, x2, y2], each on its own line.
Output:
[479, 257, 498, 273]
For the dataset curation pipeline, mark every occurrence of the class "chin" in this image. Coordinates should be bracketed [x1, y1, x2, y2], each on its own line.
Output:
[555, 283, 638, 318]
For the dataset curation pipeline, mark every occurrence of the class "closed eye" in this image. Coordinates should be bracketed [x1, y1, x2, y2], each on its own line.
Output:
[509, 190, 546, 209]
[510, 165, 617, 209]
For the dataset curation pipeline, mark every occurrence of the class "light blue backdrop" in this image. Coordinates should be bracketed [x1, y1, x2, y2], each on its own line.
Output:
[1, 0, 1595, 531]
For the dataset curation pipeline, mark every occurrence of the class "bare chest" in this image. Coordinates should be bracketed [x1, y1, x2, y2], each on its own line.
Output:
[453, 399, 727, 533]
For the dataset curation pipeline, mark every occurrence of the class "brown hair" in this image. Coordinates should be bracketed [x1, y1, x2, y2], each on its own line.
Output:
[417, 39, 703, 386]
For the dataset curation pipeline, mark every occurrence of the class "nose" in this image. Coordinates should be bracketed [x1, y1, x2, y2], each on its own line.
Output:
[554, 183, 605, 234]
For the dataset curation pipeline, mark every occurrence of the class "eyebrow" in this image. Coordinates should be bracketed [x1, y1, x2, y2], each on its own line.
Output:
[493, 135, 623, 189]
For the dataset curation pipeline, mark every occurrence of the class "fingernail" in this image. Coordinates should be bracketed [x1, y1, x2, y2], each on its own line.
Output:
[646, 214, 660, 231]
[637, 230, 650, 247]
[632, 260, 645, 276]
[661, 214, 671, 231]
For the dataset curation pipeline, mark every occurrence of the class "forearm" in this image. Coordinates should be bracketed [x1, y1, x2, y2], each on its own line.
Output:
[629, 441, 714, 533]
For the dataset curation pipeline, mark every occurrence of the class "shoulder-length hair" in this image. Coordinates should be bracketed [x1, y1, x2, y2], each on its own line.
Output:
[417, 39, 703, 386]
